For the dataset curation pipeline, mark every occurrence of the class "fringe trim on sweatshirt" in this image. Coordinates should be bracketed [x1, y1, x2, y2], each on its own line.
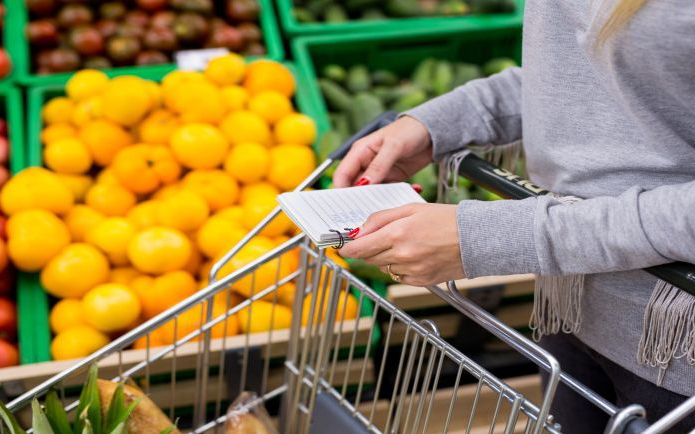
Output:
[637, 280, 695, 385]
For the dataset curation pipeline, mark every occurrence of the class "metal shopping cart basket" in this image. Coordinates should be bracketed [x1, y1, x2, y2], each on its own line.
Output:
[5, 113, 695, 434]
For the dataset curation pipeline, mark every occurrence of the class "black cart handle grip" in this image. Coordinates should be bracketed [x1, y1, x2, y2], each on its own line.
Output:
[328, 111, 399, 161]
[456, 152, 695, 297]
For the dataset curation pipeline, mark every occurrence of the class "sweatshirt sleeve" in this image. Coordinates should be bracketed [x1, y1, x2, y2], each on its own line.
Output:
[404, 67, 522, 162]
[455, 180, 695, 278]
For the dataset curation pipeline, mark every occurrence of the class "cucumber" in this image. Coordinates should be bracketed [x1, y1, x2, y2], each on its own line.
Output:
[410, 165, 438, 202]
[322, 64, 347, 83]
[482, 57, 518, 76]
[411, 58, 436, 93]
[371, 69, 399, 87]
[346, 65, 371, 93]
[452, 63, 482, 87]
[371, 86, 394, 104]
[324, 4, 348, 22]
[386, 0, 423, 17]
[318, 130, 344, 177]
[438, 0, 471, 15]
[391, 88, 428, 112]
[305, 0, 332, 16]
[349, 93, 385, 131]
[319, 79, 353, 112]
[432, 60, 454, 96]
[293, 7, 316, 23]
[347, 259, 392, 282]
[345, 0, 380, 13]
[362, 8, 387, 20]
[329, 113, 351, 138]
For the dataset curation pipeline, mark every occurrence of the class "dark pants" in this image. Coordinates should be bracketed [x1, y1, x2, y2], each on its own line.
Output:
[539, 333, 695, 434]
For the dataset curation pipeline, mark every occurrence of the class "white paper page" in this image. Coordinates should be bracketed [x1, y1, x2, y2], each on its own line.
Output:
[277, 183, 425, 246]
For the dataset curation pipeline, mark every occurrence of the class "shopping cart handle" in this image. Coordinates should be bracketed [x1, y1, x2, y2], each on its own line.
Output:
[456, 152, 695, 297]
[328, 111, 399, 161]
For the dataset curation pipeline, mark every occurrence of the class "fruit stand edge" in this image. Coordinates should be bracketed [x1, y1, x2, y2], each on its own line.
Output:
[12, 0, 285, 87]
[275, 0, 525, 36]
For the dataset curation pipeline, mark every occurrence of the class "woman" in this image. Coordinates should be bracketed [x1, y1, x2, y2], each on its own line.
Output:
[335, 0, 695, 431]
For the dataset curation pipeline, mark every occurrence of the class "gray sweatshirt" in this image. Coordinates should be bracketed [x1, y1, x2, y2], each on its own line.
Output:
[407, 0, 695, 395]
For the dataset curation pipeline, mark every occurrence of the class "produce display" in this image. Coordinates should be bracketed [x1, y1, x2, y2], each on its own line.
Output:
[25, 0, 266, 74]
[0, 116, 17, 368]
[292, 0, 516, 23]
[0, 3, 12, 79]
[2, 54, 357, 361]
[317, 57, 517, 201]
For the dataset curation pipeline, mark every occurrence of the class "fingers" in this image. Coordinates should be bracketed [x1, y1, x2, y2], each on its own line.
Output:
[332, 131, 381, 188]
[359, 138, 402, 185]
[357, 204, 419, 238]
[339, 230, 392, 259]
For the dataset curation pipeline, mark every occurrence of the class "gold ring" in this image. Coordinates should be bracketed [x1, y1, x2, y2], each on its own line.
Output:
[387, 264, 401, 283]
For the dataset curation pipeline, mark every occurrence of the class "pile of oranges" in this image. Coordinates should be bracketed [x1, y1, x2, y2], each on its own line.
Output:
[2, 55, 357, 361]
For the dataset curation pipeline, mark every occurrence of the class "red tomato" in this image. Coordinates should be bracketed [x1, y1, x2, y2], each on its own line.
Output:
[0, 267, 14, 297]
[0, 298, 16, 340]
[0, 49, 11, 80]
[0, 136, 9, 165]
[0, 239, 7, 271]
[0, 215, 6, 239]
[0, 339, 18, 367]
[0, 118, 8, 137]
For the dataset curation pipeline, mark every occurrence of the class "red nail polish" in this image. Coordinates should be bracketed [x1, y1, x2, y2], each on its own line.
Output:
[412, 183, 423, 194]
[347, 228, 360, 239]
[354, 177, 370, 186]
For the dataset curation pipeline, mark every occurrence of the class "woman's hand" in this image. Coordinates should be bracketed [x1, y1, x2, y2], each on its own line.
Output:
[339, 203, 465, 286]
[333, 116, 433, 188]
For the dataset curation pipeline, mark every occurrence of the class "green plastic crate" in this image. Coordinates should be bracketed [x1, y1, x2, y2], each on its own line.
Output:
[21, 62, 375, 363]
[1, 0, 25, 85]
[277, 0, 523, 36]
[293, 26, 522, 138]
[9, 0, 284, 87]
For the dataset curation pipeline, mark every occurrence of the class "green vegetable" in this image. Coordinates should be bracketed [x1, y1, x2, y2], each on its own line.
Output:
[318, 130, 343, 177]
[386, 0, 423, 17]
[347, 259, 392, 282]
[350, 93, 384, 131]
[371, 69, 399, 87]
[391, 87, 428, 112]
[470, 0, 516, 13]
[345, 0, 380, 12]
[329, 113, 350, 137]
[324, 4, 348, 22]
[319, 79, 353, 112]
[482, 57, 518, 76]
[362, 8, 387, 20]
[411, 58, 436, 93]
[346, 65, 372, 93]
[305, 0, 333, 15]
[293, 7, 316, 22]
[322, 64, 347, 83]
[452, 62, 482, 87]
[410, 165, 438, 202]
[438, 0, 471, 15]
[433, 60, 454, 95]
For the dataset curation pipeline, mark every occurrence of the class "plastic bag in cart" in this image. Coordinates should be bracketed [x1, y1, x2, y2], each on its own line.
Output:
[225, 391, 278, 434]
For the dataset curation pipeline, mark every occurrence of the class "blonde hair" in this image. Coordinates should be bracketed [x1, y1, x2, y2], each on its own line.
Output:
[597, 0, 647, 44]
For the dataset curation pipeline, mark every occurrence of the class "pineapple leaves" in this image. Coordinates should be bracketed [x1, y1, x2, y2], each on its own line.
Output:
[74, 365, 101, 434]
[31, 398, 55, 434]
[0, 399, 27, 434]
[44, 390, 72, 434]
[104, 383, 141, 434]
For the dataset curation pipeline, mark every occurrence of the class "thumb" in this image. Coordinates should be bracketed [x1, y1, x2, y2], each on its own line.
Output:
[355, 205, 417, 238]
[359, 140, 401, 185]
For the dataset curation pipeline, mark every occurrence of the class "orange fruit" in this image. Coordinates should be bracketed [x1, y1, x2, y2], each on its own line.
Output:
[110, 266, 143, 286]
[1, 167, 74, 216]
[156, 189, 209, 232]
[220, 111, 271, 146]
[65, 205, 105, 242]
[161, 71, 205, 107]
[243, 60, 295, 98]
[159, 302, 239, 344]
[239, 182, 279, 205]
[214, 206, 244, 223]
[138, 110, 180, 145]
[78, 119, 133, 166]
[181, 170, 239, 211]
[183, 243, 203, 276]
[49, 299, 86, 334]
[7, 209, 71, 272]
[41, 243, 110, 299]
[248, 91, 294, 125]
[170, 123, 229, 169]
[126, 200, 160, 229]
[128, 227, 192, 274]
[220, 85, 249, 111]
[152, 183, 181, 200]
[66, 69, 109, 100]
[71, 96, 103, 127]
[44, 138, 93, 175]
[274, 113, 317, 146]
[86, 217, 136, 266]
[268, 144, 316, 191]
[166, 79, 225, 124]
[196, 216, 246, 258]
[96, 168, 122, 186]
[132, 271, 197, 319]
[224, 142, 270, 184]
[301, 291, 358, 327]
[204, 53, 246, 86]
[85, 183, 136, 216]
[241, 194, 293, 237]
[132, 331, 168, 350]
[56, 174, 93, 202]
[144, 80, 161, 108]
[51, 325, 110, 360]
[112, 145, 181, 194]
[238, 301, 292, 333]
[102, 76, 153, 127]
[82, 283, 141, 332]
[42, 97, 75, 125]
[41, 123, 77, 145]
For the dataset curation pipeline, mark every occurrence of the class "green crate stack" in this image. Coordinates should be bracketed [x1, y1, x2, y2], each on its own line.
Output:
[7, 0, 284, 86]
[276, 0, 524, 37]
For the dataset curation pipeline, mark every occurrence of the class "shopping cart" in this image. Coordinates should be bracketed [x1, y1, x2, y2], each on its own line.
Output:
[4, 113, 695, 434]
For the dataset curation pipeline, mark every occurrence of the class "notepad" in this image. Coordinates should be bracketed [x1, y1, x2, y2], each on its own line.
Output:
[277, 183, 426, 248]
